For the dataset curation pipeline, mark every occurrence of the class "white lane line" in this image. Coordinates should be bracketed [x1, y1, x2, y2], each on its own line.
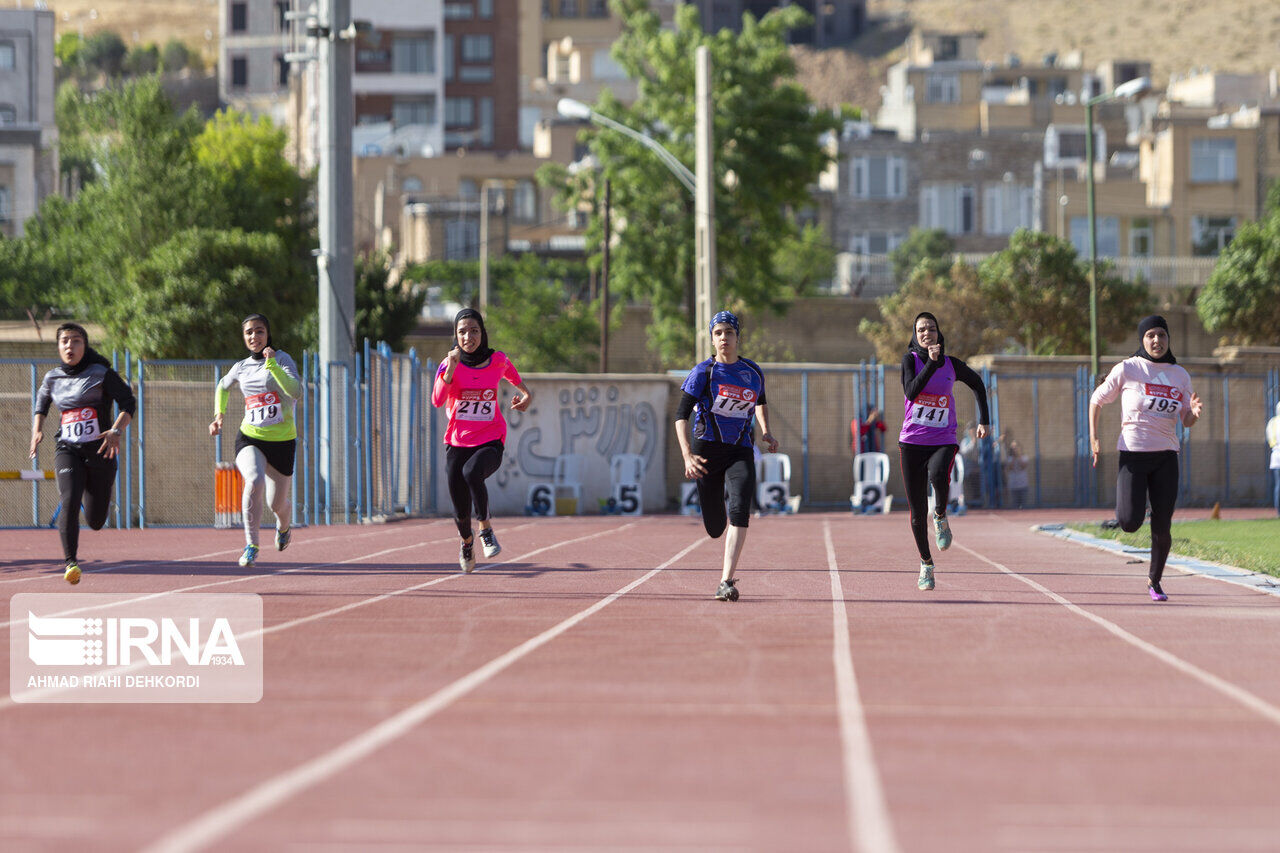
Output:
[0, 522, 448, 587]
[3, 524, 635, 708]
[141, 534, 704, 853]
[956, 541, 1280, 728]
[823, 521, 902, 853]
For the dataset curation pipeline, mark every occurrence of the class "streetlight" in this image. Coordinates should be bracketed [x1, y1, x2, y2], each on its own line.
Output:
[557, 45, 717, 362]
[1085, 76, 1150, 379]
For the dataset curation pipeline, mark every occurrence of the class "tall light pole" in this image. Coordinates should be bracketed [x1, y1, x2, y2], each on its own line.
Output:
[478, 179, 511, 310]
[557, 44, 717, 362]
[1085, 76, 1150, 379]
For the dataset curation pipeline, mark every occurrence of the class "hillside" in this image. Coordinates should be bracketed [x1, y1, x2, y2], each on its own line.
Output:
[40, 0, 218, 57]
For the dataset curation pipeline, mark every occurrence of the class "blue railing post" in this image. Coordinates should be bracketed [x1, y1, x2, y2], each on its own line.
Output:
[137, 358, 146, 529]
[1222, 375, 1230, 505]
[29, 363, 38, 526]
[1032, 377, 1041, 507]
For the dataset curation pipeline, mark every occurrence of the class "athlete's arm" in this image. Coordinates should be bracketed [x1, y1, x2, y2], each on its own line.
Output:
[755, 404, 779, 453]
[211, 365, 235, 436]
[901, 351, 940, 402]
[673, 416, 707, 480]
[510, 381, 533, 412]
[29, 412, 44, 458]
[262, 349, 302, 399]
[951, 358, 992, 428]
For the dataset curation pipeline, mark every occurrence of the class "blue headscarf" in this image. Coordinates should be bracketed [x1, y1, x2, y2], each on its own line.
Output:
[710, 310, 740, 336]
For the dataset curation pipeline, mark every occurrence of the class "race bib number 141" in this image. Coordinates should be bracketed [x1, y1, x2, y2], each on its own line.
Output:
[911, 393, 950, 426]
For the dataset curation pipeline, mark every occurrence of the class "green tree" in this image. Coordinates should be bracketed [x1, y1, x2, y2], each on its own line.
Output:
[55, 33, 85, 81]
[355, 252, 427, 351]
[82, 31, 128, 78]
[124, 45, 160, 77]
[859, 260, 1005, 362]
[160, 39, 192, 73]
[541, 0, 840, 367]
[1198, 198, 1280, 345]
[977, 229, 1152, 355]
[889, 228, 954, 284]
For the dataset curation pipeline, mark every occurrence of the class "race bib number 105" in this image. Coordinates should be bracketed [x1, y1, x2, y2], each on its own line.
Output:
[456, 388, 497, 421]
[1142, 384, 1182, 418]
[60, 407, 99, 443]
[711, 384, 756, 419]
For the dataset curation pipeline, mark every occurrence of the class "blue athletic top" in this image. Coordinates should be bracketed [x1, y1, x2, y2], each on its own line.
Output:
[680, 357, 767, 448]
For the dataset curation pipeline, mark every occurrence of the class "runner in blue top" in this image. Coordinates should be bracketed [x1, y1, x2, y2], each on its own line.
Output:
[674, 311, 779, 602]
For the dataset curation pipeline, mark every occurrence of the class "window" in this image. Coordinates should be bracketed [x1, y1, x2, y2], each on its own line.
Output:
[445, 220, 478, 259]
[0, 186, 9, 223]
[925, 73, 959, 104]
[982, 183, 1035, 235]
[230, 57, 248, 88]
[478, 0, 494, 17]
[513, 180, 537, 222]
[401, 177, 424, 193]
[461, 35, 492, 63]
[445, 97, 474, 128]
[1129, 218, 1152, 257]
[230, 2, 248, 33]
[920, 183, 975, 235]
[1191, 216, 1236, 256]
[275, 1, 289, 32]
[457, 179, 478, 199]
[1069, 216, 1120, 257]
[0, 42, 14, 70]
[1190, 138, 1236, 183]
[393, 97, 435, 128]
[561, 0, 580, 16]
[479, 98, 494, 147]
[393, 34, 435, 74]
[1043, 125, 1104, 167]
[592, 50, 626, 81]
[587, 0, 608, 16]
[444, 2, 473, 19]
[850, 232, 905, 255]
[851, 155, 906, 199]
[0, 105, 15, 126]
[935, 37, 959, 61]
[444, 36, 453, 82]
[277, 55, 289, 87]
[459, 66, 493, 82]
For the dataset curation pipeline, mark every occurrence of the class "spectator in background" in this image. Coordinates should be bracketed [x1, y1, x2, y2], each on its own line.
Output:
[852, 406, 887, 455]
[1004, 439, 1030, 509]
[1267, 402, 1280, 516]
[959, 422, 983, 506]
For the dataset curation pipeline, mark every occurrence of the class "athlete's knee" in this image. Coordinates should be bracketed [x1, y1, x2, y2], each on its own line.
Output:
[704, 517, 727, 539]
[1118, 516, 1143, 533]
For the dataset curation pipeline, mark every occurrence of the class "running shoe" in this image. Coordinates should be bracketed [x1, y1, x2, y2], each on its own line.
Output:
[1148, 582, 1168, 602]
[933, 513, 953, 551]
[238, 544, 259, 568]
[479, 528, 501, 559]
[918, 560, 935, 591]
[63, 561, 81, 585]
[460, 541, 476, 573]
[715, 578, 740, 602]
[275, 527, 291, 552]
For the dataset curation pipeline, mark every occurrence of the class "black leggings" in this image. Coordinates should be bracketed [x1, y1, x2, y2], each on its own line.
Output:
[446, 441, 504, 540]
[1116, 450, 1179, 585]
[55, 442, 117, 562]
[693, 439, 755, 539]
[899, 442, 958, 562]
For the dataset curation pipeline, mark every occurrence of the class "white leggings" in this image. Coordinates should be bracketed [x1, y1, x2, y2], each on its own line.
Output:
[236, 445, 292, 547]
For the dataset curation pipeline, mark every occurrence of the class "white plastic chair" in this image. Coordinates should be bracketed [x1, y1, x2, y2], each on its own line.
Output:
[755, 452, 794, 513]
[552, 453, 586, 515]
[852, 452, 890, 514]
[607, 453, 645, 516]
[929, 453, 966, 516]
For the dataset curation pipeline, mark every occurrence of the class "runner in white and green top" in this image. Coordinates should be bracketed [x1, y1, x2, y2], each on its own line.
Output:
[209, 314, 301, 568]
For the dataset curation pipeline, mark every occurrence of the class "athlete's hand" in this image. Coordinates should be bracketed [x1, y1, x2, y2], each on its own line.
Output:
[976, 424, 988, 440]
[99, 431, 121, 459]
[446, 346, 461, 365]
[1090, 437, 1100, 468]
[29, 430, 42, 458]
[683, 452, 707, 480]
[209, 413, 223, 437]
[927, 344, 942, 362]
[261, 346, 276, 361]
[1188, 392, 1203, 421]
[761, 432, 779, 453]
[510, 391, 531, 412]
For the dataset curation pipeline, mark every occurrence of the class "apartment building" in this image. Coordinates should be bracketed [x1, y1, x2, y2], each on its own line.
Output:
[220, 0, 294, 121]
[687, 0, 866, 46]
[0, 7, 56, 238]
[443, 0, 518, 151]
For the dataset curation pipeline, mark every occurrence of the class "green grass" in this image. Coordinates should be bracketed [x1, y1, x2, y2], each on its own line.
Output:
[1069, 519, 1280, 576]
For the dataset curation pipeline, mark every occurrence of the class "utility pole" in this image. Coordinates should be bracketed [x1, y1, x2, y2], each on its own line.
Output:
[601, 178, 610, 373]
[316, 0, 355, 498]
[693, 46, 716, 363]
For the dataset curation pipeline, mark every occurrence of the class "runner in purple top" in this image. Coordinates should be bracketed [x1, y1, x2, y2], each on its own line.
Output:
[898, 312, 990, 590]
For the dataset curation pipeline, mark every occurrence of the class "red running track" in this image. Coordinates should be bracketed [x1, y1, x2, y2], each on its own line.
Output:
[1, 508, 1279, 852]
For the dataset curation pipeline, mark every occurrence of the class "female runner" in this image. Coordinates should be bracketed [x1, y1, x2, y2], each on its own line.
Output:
[432, 308, 532, 572]
[674, 311, 778, 602]
[1090, 315, 1201, 601]
[30, 323, 136, 584]
[209, 314, 301, 568]
[898, 312, 990, 591]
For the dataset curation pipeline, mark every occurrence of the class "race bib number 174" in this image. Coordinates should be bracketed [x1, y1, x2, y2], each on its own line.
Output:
[711, 384, 756, 419]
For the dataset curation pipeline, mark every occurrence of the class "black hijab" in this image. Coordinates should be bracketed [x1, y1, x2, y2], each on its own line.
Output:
[242, 313, 274, 361]
[907, 311, 946, 362]
[453, 308, 494, 368]
[57, 323, 111, 376]
[1134, 314, 1177, 364]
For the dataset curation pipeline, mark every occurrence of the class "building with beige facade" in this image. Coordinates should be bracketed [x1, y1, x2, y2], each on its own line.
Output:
[0, 7, 56, 238]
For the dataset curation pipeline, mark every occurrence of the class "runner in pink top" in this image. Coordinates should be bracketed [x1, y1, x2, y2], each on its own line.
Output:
[1089, 315, 1202, 601]
[432, 308, 532, 573]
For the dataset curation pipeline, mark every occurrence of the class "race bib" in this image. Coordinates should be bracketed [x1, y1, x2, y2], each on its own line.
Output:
[1141, 384, 1182, 419]
[911, 393, 951, 427]
[456, 388, 497, 422]
[59, 407, 99, 443]
[711, 384, 756, 419]
[245, 391, 284, 427]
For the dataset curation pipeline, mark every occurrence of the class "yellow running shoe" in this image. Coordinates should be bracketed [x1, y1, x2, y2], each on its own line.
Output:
[64, 561, 81, 585]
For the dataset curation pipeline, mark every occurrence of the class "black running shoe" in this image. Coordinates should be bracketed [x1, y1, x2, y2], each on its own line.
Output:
[715, 578, 739, 602]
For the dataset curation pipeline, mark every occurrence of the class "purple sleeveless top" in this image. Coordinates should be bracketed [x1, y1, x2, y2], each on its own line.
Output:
[899, 352, 959, 446]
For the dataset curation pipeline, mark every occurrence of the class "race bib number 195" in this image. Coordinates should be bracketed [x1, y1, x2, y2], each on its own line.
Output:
[1142, 384, 1182, 419]
[711, 384, 756, 419]
[456, 388, 497, 422]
